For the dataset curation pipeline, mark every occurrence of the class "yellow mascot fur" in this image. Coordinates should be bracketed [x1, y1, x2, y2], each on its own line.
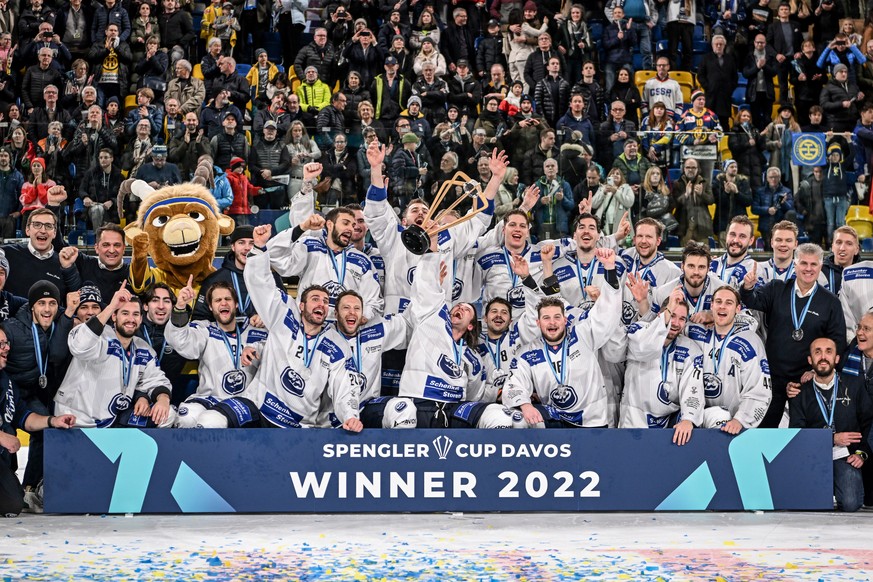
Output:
[122, 180, 235, 296]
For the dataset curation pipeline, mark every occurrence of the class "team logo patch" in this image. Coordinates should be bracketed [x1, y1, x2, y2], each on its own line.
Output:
[406, 266, 417, 286]
[280, 367, 306, 396]
[323, 280, 346, 303]
[507, 286, 525, 308]
[437, 354, 463, 379]
[394, 400, 407, 412]
[452, 278, 463, 301]
[656, 381, 671, 406]
[703, 373, 723, 399]
[108, 393, 132, 416]
[621, 301, 637, 325]
[549, 384, 579, 410]
[178, 405, 189, 416]
[222, 369, 247, 395]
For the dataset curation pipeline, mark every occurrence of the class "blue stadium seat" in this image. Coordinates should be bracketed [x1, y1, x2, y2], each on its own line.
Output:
[693, 24, 705, 42]
[633, 53, 643, 70]
[666, 235, 680, 248]
[656, 39, 668, 53]
[693, 39, 708, 54]
[731, 87, 746, 106]
[863, 238, 873, 252]
[668, 168, 681, 184]
[236, 63, 251, 77]
[589, 21, 604, 42]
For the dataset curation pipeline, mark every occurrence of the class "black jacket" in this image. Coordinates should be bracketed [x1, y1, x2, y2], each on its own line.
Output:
[743, 48, 779, 102]
[293, 41, 337, 85]
[524, 49, 566, 97]
[712, 173, 753, 233]
[74, 253, 129, 303]
[193, 251, 284, 320]
[534, 75, 571, 127]
[1, 243, 82, 300]
[697, 52, 739, 121]
[4, 306, 74, 404]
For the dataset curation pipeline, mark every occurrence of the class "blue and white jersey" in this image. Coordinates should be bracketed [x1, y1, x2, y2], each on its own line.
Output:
[502, 275, 621, 427]
[621, 317, 704, 428]
[267, 230, 384, 321]
[165, 318, 267, 400]
[55, 324, 171, 428]
[710, 253, 756, 290]
[398, 253, 488, 403]
[362, 242, 385, 290]
[619, 249, 681, 324]
[648, 272, 727, 320]
[363, 184, 494, 315]
[243, 247, 360, 428]
[686, 322, 772, 428]
[839, 260, 873, 342]
[551, 249, 628, 310]
[335, 314, 410, 403]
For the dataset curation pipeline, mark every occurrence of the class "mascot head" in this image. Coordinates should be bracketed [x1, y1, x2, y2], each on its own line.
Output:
[124, 180, 235, 272]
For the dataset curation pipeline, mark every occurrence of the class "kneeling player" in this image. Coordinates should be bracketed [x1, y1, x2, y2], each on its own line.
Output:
[54, 283, 176, 428]
[687, 286, 772, 433]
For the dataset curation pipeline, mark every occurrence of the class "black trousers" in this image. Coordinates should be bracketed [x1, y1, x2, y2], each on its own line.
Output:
[759, 374, 789, 428]
[666, 21, 694, 71]
[0, 458, 23, 517]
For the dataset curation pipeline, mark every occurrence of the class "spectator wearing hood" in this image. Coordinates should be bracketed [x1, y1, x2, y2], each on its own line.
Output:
[821, 142, 854, 243]
[447, 59, 482, 117]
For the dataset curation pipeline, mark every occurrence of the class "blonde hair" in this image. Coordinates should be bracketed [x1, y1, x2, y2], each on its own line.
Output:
[643, 166, 669, 195]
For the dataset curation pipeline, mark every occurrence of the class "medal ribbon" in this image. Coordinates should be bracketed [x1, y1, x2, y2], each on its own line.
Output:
[682, 275, 708, 314]
[220, 325, 241, 370]
[328, 248, 347, 287]
[485, 334, 504, 369]
[575, 257, 597, 299]
[813, 376, 838, 429]
[791, 283, 818, 333]
[142, 325, 166, 365]
[231, 272, 252, 313]
[542, 336, 568, 386]
[31, 322, 53, 382]
[661, 340, 676, 384]
[302, 331, 324, 368]
[712, 325, 737, 375]
[120, 344, 133, 389]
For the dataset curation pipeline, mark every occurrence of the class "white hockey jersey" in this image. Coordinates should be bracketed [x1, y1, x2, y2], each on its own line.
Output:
[503, 274, 621, 426]
[648, 272, 727, 320]
[165, 318, 267, 399]
[243, 247, 360, 428]
[619, 249, 681, 324]
[335, 314, 410, 403]
[397, 252, 488, 403]
[552, 250, 628, 310]
[267, 229, 384, 321]
[621, 318, 704, 428]
[839, 260, 873, 342]
[361, 242, 385, 290]
[363, 183, 494, 315]
[710, 253, 757, 290]
[687, 322, 772, 428]
[55, 322, 171, 428]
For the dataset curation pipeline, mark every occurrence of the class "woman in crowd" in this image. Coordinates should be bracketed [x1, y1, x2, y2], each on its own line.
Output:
[412, 37, 446, 77]
[286, 120, 321, 196]
[608, 66, 642, 126]
[728, 107, 765, 190]
[592, 167, 634, 235]
[639, 101, 674, 170]
[410, 9, 441, 51]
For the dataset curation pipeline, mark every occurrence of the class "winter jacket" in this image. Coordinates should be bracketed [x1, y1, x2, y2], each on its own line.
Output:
[820, 78, 862, 131]
[602, 21, 636, 67]
[293, 41, 337, 84]
[165, 76, 207, 115]
[712, 173, 753, 233]
[524, 49, 566, 97]
[210, 131, 249, 170]
[211, 166, 233, 209]
[533, 75, 571, 127]
[752, 182, 794, 234]
[168, 131, 213, 179]
[296, 80, 332, 113]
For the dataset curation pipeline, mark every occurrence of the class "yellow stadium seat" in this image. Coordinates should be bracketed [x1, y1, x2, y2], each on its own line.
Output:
[291, 78, 301, 93]
[673, 71, 696, 89]
[193, 64, 204, 80]
[718, 135, 731, 160]
[747, 207, 761, 238]
[124, 95, 138, 113]
[678, 83, 694, 103]
[847, 205, 873, 239]
[635, 70, 656, 86]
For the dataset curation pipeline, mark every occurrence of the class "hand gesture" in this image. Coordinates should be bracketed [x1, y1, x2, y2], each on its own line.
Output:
[241, 346, 260, 366]
[301, 214, 325, 232]
[303, 162, 322, 182]
[834, 432, 863, 447]
[672, 419, 693, 446]
[625, 272, 650, 304]
[438, 259, 448, 285]
[539, 243, 556, 264]
[366, 140, 385, 167]
[489, 149, 510, 182]
[742, 261, 757, 290]
[786, 381, 802, 399]
[666, 286, 684, 312]
[578, 192, 593, 215]
[511, 253, 530, 278]
[520, 184, 540, 212]
[585, 285, 601, 302]
[65, 291, 80, 317]
[58, 246, 79, 269]
[615, 211, 631, 239]
[176, 275, 195, 308]
[253, 224, 272, 247]
[594, 247, 616, 270]
[249, 314, 264, 328]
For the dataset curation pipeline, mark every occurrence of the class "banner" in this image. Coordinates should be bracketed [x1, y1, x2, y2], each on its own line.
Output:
[45, 428, 833, 514]
[792, 133, 827, 166]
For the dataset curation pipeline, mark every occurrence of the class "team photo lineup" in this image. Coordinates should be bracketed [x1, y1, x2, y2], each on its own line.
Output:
[0, 0, 872, 517]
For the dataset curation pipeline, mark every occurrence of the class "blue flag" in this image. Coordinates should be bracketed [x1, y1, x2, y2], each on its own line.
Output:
[791, 133, 827, 166]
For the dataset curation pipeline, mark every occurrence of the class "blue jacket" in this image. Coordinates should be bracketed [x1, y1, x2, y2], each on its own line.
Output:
[211, 165, 233, 210]
[533, 177, 575, 235]
[817, 45, 867, 77]
[124, 103, 165, 140]
[555, 111, 595, 146]
[752, 182, 793, 233]
[602, 21, 637, 66]
[0, 168, 23, 217]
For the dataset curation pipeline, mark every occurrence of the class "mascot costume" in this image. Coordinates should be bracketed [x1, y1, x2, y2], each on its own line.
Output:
[121, 179, 235, 296]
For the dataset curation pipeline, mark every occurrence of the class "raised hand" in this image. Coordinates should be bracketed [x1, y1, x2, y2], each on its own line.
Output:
[615, 211, 631, 239]
[539, 243, 556, 264]
[176, 275, 195, 308]
[520, 184, 540, 212]
[743, 261, 757, 290]
[366, 140, 385, 167]
[511, 253, 530, 278]
[488, 149, 510, 181]
[59, 246, 79, 269]
[578, 192, 593, 215]
[109, 281, 131, 311]
[300, 214, 326, 232]
[303, 162, 323, 182]
[253, 224, 272, 248]
[594, 247, 616, 270]
[625, 272, 650, 304]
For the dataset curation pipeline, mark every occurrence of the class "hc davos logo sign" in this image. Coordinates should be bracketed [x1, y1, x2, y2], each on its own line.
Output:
[432, 435, 454, 460]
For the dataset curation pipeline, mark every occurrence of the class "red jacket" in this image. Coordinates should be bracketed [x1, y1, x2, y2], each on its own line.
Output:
[224, 169, 260, 215]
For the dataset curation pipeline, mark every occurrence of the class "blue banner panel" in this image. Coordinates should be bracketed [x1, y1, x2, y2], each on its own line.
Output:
[44, 428, 833, 514]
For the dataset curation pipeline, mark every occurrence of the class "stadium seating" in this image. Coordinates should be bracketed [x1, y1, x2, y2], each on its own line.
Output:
[847, 205, 873, 239]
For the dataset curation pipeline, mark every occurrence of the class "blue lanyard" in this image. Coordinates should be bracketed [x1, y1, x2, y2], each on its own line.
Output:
[575, 257, 597, 298]
[771, 259, 794, 282]
[813, 377, 838, 428]
[828, 269, 835, 292]
[352, 332, 363, 373]
[120, 344, 133, 389]
[485, 334, 504, 369]
[661, 340, 676, 384]
[328, 248, 347, 287]
[791, 283, 818, 331]
[682, 275, 708, 314]
[142, 325, 166, 365]
[718, 255, 744, 283]
[634, 254, 660, 281]
[542, 337, 568, 385]
[30, 322, 53, 378]
[453, 338, 465, 368]
[231, 272, 251, 313]
[302, 331, 323, 368]
[219, 325, 241, 369]
[712, 325, 736, 375]
[503, 247, 519, 288]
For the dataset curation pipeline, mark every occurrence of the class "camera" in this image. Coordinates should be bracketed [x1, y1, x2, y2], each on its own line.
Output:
[360, 30, 371, 36]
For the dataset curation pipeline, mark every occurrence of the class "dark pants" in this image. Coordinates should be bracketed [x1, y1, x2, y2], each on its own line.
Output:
[666, 21, 694, 71]
[776, 59, 792, 105]
[0, 457, 23, 517]
[834, 458, 864, 512]
[750, 93, 774, 131]
[759, 374, 789, 428]
[280, 17, 305, 68]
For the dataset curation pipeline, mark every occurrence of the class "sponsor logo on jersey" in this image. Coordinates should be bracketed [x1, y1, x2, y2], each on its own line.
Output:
[222, 369, 247, 395]
[108, 393, 132, 416]
[549, 385, 579, 410]
[437, 353, 463, 379]
[280, 367, 306, 396]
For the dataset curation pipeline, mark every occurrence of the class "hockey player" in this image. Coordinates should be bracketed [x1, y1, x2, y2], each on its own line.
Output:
[267, 204, 384, 322]
[196, 224, 363, 431]
[741, 243, 845, 428]
[642, 242, 726, 324]
[710, 215, 757, 289]
[756, 220, 799, 284]
[789, 337, 873, 512]
[332, 289, 411, 428]
[620, 217, 681, 324]
[390, 230, 516, 429]
[363, 141, 503, 315]
[167, 279, 268, 428]
[139, 283, 192, 405]
[687, 285, 771, 433]
[504, 247, 622, 428]
[621, 288, 704, 445]
[822, 226, 859, 294]
[839, 242, 873, 342]
[54, 283, 176, 428]
[347, 203, 385, 290]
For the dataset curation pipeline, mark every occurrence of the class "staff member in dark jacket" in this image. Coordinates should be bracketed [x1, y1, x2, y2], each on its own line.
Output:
[697, 35, 739, 129]
[789, 335, 873, 512]
[741, 242, 846, 428]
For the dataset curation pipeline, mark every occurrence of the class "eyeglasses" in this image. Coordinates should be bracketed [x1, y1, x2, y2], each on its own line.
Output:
[0, 340, 9, 349]
[856, 324, 873, 334]
[29, 221, 56, 231]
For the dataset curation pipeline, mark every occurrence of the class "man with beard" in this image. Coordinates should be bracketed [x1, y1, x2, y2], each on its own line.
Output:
[55, 282, 175, 428]
[789, 336, 872, 512]
[389, 233, 515, 430]
[740, 243, 845, 428]
[504, 247, 621, 428]
[346, 204, 384, 290]
[166, 279, 267, 428]
[139, 283, 190, 405]
[687, 285, 771, 432]
[196, 224, 362, 431]
[822, 226, 859, 295]
[193, 225, 283, 324]
[710, 216, 757, 289]
[74, 223, 128, 301]
[621, 289, 704, 443]
[620, 217, 681, 324]
[267, 206, 383, 322]
[331, 290, 411, 428]
[642, 242, 726, 324]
